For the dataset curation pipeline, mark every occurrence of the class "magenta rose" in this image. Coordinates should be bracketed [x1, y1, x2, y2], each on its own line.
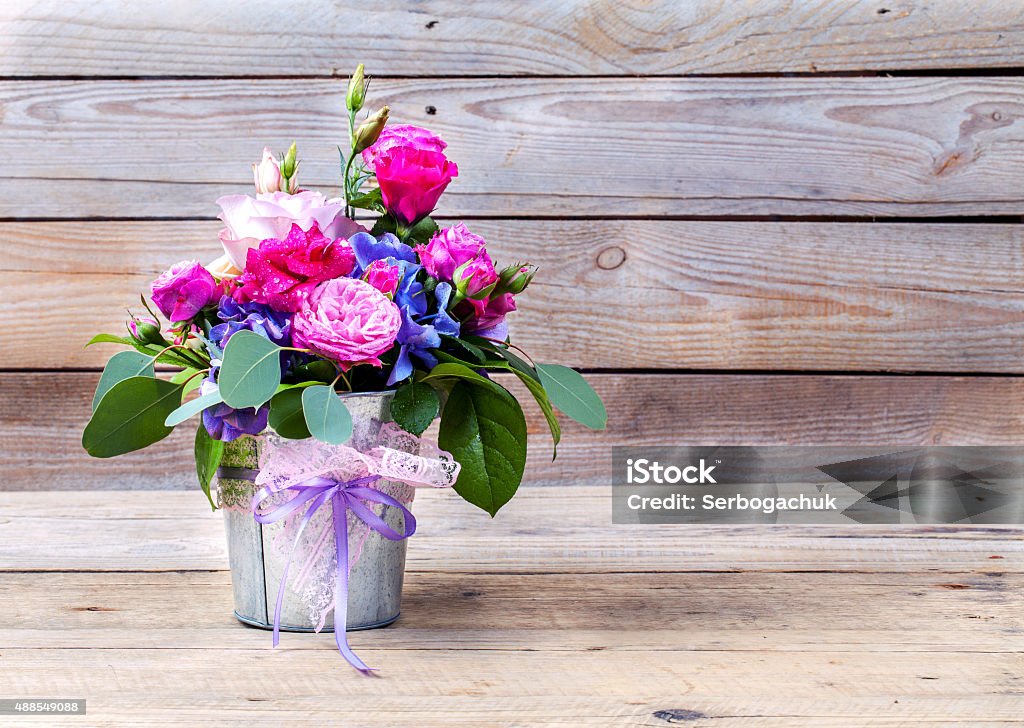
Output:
[292, 277, 401, 369]
[235, 223, 356, 313]
[464, 293, 517, 339]
[371, 147, 458, 225]
[362, 125, 447, 168]
[363, 259, 401, 298]
[151, 260, 219, 322]
[216, 190, 365, 270]
[416, 223, 490, 281]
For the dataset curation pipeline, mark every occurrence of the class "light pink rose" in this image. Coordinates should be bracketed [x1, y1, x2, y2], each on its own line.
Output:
[362, 125, 447, 168]
[415, 223, 489, 281]
[252, 147, 283, 194]
[292, 277, 401, 370]
[216, 191, 365, 270]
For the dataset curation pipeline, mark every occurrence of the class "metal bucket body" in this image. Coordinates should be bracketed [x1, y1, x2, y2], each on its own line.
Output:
[216, 391, 412, 632]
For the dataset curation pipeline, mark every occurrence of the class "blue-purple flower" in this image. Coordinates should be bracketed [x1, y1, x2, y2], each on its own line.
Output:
[209, 296, 291, 350]
[200, 378, 268, 441]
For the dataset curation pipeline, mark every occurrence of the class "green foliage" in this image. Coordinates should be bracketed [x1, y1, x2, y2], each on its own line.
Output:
[269, 388, 312, 439]
[348, 187, 383, 212]
[438, 381, 527, 517]
[194, 424, 224, 511]
[536, 364, 606, 430]
[423, 362, 504, 394]
[164, 389, 224, 427]
[82, 377, 184, 458]
[217, 331, 281, 409]
[301, 385, 353, 445]
[391, 380, 440, 436]
[92, 351, 155, 411]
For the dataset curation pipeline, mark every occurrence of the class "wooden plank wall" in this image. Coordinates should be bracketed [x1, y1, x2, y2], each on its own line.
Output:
[1, 1, 1022, 491]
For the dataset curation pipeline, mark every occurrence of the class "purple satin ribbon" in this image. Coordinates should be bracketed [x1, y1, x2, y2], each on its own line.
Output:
[252, 474, 416, 673]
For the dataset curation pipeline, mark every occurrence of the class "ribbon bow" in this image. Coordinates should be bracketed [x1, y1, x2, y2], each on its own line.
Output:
[252, 474, 416, 673]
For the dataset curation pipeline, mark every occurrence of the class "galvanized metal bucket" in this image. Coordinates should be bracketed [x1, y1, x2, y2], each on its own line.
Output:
[216, 390, 412, 632]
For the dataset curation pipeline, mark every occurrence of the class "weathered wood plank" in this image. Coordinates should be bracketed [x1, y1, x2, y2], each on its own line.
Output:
[3, 373, 1023, 493]
[4, 221, 1023, 371]
[0, 489, 1020, 573]
[5, 77, 1024, 218]
[2, 571, 1019, 652]
[3, 1, 1024, 77]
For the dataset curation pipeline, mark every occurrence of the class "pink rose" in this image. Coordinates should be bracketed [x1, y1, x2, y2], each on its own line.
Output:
[292, 278, 401, 369]
[362, 125, 447, 168]
[252, 147, 283, 194]
[235, 224, 356, 313]
[372, 147, 458, 225]
[363, 259, 401, 298]
[216, 190, 364, 270]
[151, 260, 219, 322]
[464, 293, 517, 339]
[415, 223, 489, 281]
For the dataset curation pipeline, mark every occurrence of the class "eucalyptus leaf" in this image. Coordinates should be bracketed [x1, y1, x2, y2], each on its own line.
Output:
[92, 350, 155, 411]
[536, 364, 607, 430]
[302, 385, 353, 445]
[82, 377, 184, 458]
[218, 330, 282, 409]
[438, 381, 527, 517]
[269, 388, 312, 439]
[164, 389, 224, 427]
[194, 424, 223, 511]
[391, 381, 440, 436]
[171, 368, 205, 396]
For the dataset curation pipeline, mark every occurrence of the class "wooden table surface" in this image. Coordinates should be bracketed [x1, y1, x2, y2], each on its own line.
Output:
[1, 487, 1021, 727]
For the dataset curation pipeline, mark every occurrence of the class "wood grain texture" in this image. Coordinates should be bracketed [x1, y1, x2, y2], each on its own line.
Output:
[5, 77, 1024, 218]
[4, 220, 1023, 371]
[3, 1, 1024, 77]
[3, 372, 1022, 493]
[0, 490, 1020, 726]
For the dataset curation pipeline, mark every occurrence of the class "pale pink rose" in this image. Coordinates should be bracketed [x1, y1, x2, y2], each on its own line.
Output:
[252, 147, 283, 194]
[216, 190, 365, 270]
[292, 278, 401, 370]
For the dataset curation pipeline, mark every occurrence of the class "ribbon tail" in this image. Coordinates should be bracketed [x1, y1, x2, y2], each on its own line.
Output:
[332, 492, 376, 673]
[270, 490, 331, 648]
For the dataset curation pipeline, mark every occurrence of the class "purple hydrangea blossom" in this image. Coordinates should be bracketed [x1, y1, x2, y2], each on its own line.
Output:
[209, 296, 291, 350]
[199, 378, 269, 441]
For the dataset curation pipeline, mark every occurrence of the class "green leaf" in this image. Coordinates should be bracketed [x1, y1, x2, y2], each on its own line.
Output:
[440, 335, 486, 363]
[292, 359, 338, 384]
[269, 388, 312, 439]
[194, 424, 223, 511]
[536, 364, 607, 430]
[164, 389, 224, 427]
[171, 368, 205, 396]
[86, 333, 135, 348]
[370, 215, 397, 237]
[423, 362, 504, 394]
[403, 215, 439, 245]
[348, 187, 383, 212]
[438, 381, 527, 517]
[82, 377, 184, 458]
[92, 350, 155, 412]
[391, 381, 440, 436]
[513, 369, 561, 458]
[218, 331, 281, 409]
[301, 385, 353, 445]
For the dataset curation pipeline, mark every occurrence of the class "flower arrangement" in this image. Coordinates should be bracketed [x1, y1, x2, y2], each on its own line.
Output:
[82, 65, 606, 518]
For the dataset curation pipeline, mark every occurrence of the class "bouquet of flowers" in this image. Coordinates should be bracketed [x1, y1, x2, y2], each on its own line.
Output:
[82, 64, 606, 518]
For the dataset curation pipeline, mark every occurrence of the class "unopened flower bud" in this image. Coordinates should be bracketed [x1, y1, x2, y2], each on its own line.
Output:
[353, 106, 390, 153]
[278, 142, 299, 192]
[129, 317, 166, 345]
[346, 63, 367, 112]
[252, 147, 283, 194]
[494, 263, 535, 295]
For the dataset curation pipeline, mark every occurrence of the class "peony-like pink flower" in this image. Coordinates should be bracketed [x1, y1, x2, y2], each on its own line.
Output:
[292, 277, 401, 369]
[235, 224, 356, 313]
[363, 259, 401, 298]
[151, 260, 220, 322]
[216, 190, 365, 270]
[372, 147, 458, 225]
[415, 223, 489, 281]
[362, 125, 447, 168]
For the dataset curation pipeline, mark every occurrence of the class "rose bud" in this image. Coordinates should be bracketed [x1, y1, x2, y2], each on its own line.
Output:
[129, 317, 166, 345]
[252, 147, 283, 194]
[493, 263, 536, 296]
[353, 106, 390, 153]
[280, 142, 299, 193]
[346, 63, 367, 112]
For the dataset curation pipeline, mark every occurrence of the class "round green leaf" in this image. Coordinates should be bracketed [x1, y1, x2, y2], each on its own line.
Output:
[92, 350, 155, 411]
[536, 364, 607, 431]
[438, 381, 526, 517]
[165, 389, 224, 427]
[82, 377, 184, 458]
[302, 385, 353, 445]
[391, 381, 440, 436]
[218, 330, 281, 409]
[269, 388, 312, 439]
